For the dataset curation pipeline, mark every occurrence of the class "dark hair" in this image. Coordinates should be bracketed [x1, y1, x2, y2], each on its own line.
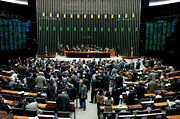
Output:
[105, 91, 111, 100]
[99, 89, 104, 95]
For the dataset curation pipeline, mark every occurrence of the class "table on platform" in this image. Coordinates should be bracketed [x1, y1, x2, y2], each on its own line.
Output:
[65, 51, 110, 58]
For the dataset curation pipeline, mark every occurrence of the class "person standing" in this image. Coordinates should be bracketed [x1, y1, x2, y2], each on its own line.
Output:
[96, 89, 104, 118]
[112, 85, 121, 105]
[116, 45, 120, 57]
[26, 73, 36, 91]
[160, 70, 166, 90]
[79, 80, 87, 111]
[56, 89, 70, 111]
[127, 87, 136, 105]
[36, 72, 46, 89]
[147, 79, 156, 93]
[135, 81, 145, 100]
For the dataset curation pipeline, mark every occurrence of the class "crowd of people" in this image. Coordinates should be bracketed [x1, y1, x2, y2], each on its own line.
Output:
[58, 44, 111, 55]
[0, 56, 180, 118]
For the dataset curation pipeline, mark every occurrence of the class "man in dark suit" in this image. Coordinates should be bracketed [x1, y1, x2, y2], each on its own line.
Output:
[90, 76, 99, 103]
[127, 87, 136, 105]
[0, 97, 11, 113]
[131, 69, 139, 82]
[102, 71, 110, 91]
[116, 45, 120, 57]
[26, 73, 36, 91]
[56, 89, 70, 111]
[135, 81, 145, 100]
[47, 82, 56, 101]
[112, 85, 121, 105]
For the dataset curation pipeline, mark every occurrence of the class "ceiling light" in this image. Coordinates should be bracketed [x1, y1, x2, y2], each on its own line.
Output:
[149, 0, 180, 6]
[0, 0, 28, 5]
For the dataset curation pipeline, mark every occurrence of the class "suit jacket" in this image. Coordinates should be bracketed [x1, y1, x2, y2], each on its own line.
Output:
[56, 93, 70, 111]
[127, 91, 136, 105]
[147, 81, 156, 93]
[80, 84, 87, 99]
[26, 76, 36, 91]
[36, 75, 46, 88]
[26, 102, 39, 113]
[112, 88, 120, 105]
[135, 85, 145, 99]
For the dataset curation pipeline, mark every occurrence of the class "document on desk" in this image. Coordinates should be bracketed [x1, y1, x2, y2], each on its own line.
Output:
[18, 91, 24, 94]
[118, 105, 126, 109]
[24, 92, 29, 95]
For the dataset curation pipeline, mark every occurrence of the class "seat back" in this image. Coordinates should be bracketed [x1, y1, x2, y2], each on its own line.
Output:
[12, 108, 24, 116]
[136, 110, 149, 115]
[3, 85, 11, 90]
[165, 107, 178, 116]
[22, 87, 31, 92]
[154, 98, 163, 103]
[36, 97, 47, 104]
[176, 95, 180, 100]
[33, 88, 42, 93]
[118, 111, 132, 116]
[26, 96, 35, 103]
[2, 94, 11, 100]
[42, 111, 55, 115]
[150, 109, 161, 113]
[141, 98, 151, 102]
[25, 109, 37, 116]
[57, 111, 71, 118]
[13, 86, 22, 91]
[103, 112, 116, 119]
[12, 95, 21, 101]
[163, 96, 174, 102]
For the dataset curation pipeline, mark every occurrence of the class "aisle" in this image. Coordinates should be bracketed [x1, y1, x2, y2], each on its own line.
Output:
[75, 89, 97, 119]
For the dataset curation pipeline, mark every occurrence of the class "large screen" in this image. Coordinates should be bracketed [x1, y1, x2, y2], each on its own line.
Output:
[144, 17, 178, 51]
[0, 19, 31, 50]
[149, 0, 180, 6]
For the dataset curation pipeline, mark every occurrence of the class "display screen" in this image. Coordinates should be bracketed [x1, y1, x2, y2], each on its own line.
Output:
[0, 19, 30, 50]
[149, 0, 180, 6]
[145, 18, 178, 51]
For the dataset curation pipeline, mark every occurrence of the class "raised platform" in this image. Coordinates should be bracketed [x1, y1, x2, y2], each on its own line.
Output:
[38, 55, 56, 58]
[66, 51, 110, 58]
[121, 56, 139, 59]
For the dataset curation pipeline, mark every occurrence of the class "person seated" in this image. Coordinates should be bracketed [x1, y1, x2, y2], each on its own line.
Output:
[0, 97, 12, 113]
[104, 91, 114, 112]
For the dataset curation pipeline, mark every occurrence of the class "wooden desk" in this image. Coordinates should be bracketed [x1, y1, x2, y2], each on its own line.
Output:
[166, 91, 176, 95]
[144, 93, 156, 97]
[128, 104, 142, 108]
[154, 101, 176, 107]
[65, 51, 110, 58]
[13, 116, 31, 119]
[0, 76, 10, 79]
[4, 99, 46, 108]
[168, 76, 180, 80]
[0, 90, 37, 96]
[100, 105, 128, 110]
[167, 115, 180, 119]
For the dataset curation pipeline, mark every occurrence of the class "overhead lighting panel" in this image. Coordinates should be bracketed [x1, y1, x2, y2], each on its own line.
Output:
[0, 0, 28, 5]
[149, 0, 180, 6]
